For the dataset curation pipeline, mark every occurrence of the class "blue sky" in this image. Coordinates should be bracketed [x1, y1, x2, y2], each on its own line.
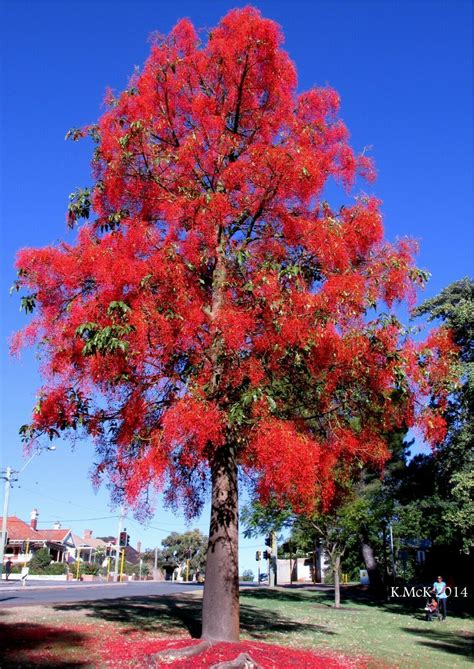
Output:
[0, 0, 472, 574]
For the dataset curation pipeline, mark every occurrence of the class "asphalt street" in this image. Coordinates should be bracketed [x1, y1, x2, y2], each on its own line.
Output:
[0, 580, 203, 608]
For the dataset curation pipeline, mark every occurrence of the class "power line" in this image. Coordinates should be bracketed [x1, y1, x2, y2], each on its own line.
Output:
[38, 516, 118, 523]
[124, 515, 171, 534]
[14, 487, 264, 544]
[16, 484, 109, 513]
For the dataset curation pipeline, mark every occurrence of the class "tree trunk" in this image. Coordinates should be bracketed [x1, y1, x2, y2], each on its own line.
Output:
[201, 443, 240, 642]
[382, 523, 390, 599]
[333, 553, 341, 608]
[359, 536, 383, 593]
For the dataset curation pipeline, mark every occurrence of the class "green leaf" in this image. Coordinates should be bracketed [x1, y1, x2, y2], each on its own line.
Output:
[140, 273, 153, 288]
[107, 301, 131, 317]
[20, 294, 37, 314]
[267, 395, 277, 412]
[65, 127, 85, 141]
[75, 322, 99, 339]
[130, 120, 143, 133]
[236, 249, 250, 267]
[119, 134, 130, 148]
[67, 187, 91, 228]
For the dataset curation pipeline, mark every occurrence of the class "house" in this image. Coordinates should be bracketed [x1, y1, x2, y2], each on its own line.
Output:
[72, 530, 108, 564]
[1, 509, 143, 570]
[41, 521, 76, 563]
[0, 510, 74, 565]
[275, 541, 330, 584]
[123, 542, 141, 566]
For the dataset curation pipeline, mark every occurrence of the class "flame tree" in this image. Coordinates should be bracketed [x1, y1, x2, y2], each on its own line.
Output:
[13, 8, 457, 647]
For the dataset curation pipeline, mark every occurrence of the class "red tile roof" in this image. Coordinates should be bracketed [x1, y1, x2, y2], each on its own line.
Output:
[41, 529, 72, 542]
[0, 516, 45, 542]
[0, 517, 72, 544]
[73, 534, 106, 549]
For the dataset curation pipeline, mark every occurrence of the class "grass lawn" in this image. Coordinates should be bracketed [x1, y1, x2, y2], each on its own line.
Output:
[0, 585, 472, 667]
[239, 586, 473, 668]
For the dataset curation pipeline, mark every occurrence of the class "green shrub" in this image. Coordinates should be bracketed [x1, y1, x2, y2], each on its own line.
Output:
[139, 561, 150, 577]
[9, 562, 23, 574]
[80, 562, 100, 575]
[5, 554, 68, 576]
[24, 561, 67, 575]
[29, 547, 52, 571]
[122, 561, 140, 576]
[42, 562, 68, 575]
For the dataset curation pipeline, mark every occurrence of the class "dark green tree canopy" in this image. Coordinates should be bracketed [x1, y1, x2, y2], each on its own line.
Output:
[154, 529, 208, 575]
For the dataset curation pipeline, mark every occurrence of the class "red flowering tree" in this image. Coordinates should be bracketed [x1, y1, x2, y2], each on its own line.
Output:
[13, 7, 457, 654]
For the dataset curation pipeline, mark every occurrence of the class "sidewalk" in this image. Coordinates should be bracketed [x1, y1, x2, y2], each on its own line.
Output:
[0, 579, 133, 592]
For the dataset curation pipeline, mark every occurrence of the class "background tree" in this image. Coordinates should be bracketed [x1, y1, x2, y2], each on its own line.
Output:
[347, 429, 410, 591]
[241, 569, 254, 582]
[444, 470, 474, 554]
[352, 279, 473, 577]
[12, 7, 458, 658]
[154, 529, 208, 579]
[285, 506, 355, 608]
[414, 278, 473, 481]
[394, 279, 473, 556]
[92, 544, 107, 565]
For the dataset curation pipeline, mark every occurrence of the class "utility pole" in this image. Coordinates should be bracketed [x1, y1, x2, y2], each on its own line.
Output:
[0, 448, 56, 581]
[256, 551, 261, 584]
[0, 467, 13, 581]
[113, 506, 125, 583]
[270, 531, 278, 587]
[289, 541, 293, 585]
[389, 522, 396, 580]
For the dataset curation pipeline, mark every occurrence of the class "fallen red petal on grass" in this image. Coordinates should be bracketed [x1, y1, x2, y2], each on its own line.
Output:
[100, 637, 370, 668]
[1, 622, 380, 668]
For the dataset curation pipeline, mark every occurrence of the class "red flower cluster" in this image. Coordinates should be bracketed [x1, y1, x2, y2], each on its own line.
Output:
[13, 7, 458, 515]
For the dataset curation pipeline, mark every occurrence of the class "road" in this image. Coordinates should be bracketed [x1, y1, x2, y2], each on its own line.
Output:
[0, 580, 203, 608]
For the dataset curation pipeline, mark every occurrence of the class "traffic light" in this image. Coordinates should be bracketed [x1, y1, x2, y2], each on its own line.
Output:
[255, 551, 261, 561]
[119, 531, 127, 547]
[262, 550, 271, 561]
[265, 534, 272, 547]
[126, 534, 130, 546]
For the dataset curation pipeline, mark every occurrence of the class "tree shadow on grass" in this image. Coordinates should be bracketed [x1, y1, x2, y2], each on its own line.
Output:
[54, 594, 203, 638]
[239, 598, 334, 640]
[400, 626, 474, 661]
[52, 592, 335, 641]
[255, 584, 473, 620]
[241, 586, 360, 611]
[0, 620, 87, 668]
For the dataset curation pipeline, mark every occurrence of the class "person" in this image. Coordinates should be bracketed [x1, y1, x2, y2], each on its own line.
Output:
[5, 559, 12, 580]
[432, 575, 447, 620]
[425, 597, 439, 622]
